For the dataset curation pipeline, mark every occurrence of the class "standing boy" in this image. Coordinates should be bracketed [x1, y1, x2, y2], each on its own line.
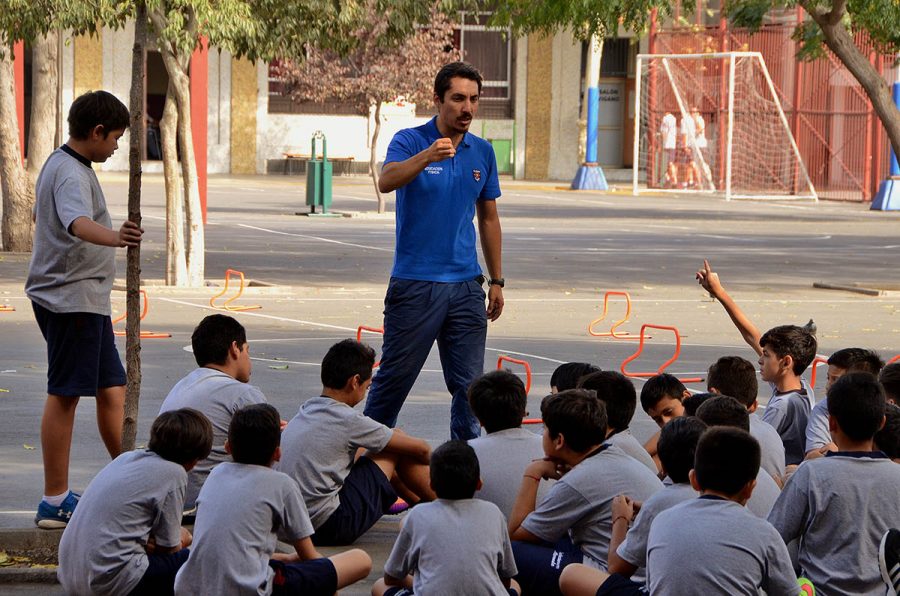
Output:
[57, 409, 212, 596]
[373, 441, 520, 596]
[175, 404, 371, 595]
[279, 339, 435, 545]
[363, 61, 504, 440]
[27, 90, 143, 527]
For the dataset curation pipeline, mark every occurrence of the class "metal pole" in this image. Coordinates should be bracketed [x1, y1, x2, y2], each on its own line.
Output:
[633, 55, 643, 195]
[725, 53, 735, 200]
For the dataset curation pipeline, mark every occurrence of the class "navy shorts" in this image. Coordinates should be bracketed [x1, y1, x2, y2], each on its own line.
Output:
[596, 573, 646, 596]
[32, 302, 126, 397]
[269, 557, 337, 596]
[384, 587, 518, 596]
[512, 539, 583, 596]
[311, 456, 398, 546]
[129, 548, 190, 596]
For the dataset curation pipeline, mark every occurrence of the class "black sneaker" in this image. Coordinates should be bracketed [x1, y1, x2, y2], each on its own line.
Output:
[880, 528, 900, 596]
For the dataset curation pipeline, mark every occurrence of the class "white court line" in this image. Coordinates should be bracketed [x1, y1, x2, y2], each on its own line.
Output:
[236, 224, 392, 252]
[157, 297, 359, 333]
[486, 347, 566, 364]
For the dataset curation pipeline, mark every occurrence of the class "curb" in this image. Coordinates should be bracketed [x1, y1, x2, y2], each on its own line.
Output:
[0, 528, 62, 584]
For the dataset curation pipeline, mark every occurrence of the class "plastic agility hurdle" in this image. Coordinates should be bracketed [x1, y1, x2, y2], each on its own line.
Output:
[0, 305, 13, 312]
[112, 290, 171, 338]
[356, 325, 384, 368]
[209, 269, 261, 312]
[620, 324, 703, 383]
[495, 355, 542, 425]
[808, 356, 830, 389]
[588, 291, 643, 339]
[889, 354, 900, 365]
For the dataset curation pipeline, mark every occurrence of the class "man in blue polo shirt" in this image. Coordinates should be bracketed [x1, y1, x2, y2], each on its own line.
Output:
[363, 62, 503, 440]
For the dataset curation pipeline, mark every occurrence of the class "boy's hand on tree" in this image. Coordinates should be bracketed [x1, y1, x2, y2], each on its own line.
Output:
[695, 259, 722, 296]
[118, 220, 144, 247]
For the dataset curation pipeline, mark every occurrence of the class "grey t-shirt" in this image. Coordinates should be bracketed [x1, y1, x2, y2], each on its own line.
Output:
[606, 430, 658, 475]
[58, 450, 186, 596]
[174, 462, 314, 596]
[746, 467, 781, 519]
[159, 367, 267, 506]
[761, 383, 812, 465]
[469, 427, 550, 519]
[384, 498, 517, 596]
[616, 482, 697, 570]
[749, 412, 786, 479]
[26, 147, 116, 315]
[768, 453, 900, 595]
[804, 398, 831, 453]
[521, 444, 663, 568]
[278, 395, 393, 527]
[647, 497, 797, 596]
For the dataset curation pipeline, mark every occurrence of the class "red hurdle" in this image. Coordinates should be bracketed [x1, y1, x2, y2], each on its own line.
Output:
[357, 325, 384, 368]
[588, 291, 643, 339]
[209, 269, 261, 312]
[112, 290, 171, 338]
[620, 324, 703, 383]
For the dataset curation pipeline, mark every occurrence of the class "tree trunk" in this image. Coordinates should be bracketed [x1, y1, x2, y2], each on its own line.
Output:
[161, 83, 187, 285]
[26, 31, 59, 190]
[0, 54, 32, 252]
[122, 3, 147, 452]
[370, 101, 384, 213]
[808, 6, 900, 166]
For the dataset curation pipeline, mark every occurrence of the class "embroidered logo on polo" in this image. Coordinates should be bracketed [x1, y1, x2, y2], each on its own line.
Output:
[424, 166, 443, 175]
[472, 169, 481, 181]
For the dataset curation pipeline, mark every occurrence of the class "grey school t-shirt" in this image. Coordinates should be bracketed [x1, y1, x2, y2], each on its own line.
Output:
[278, 395, 393, 527]
[761, 383, 813, 465]
[384, 498, 517, 595]
[606, 429, 658, 475]
[58, 450, 186, 596]
[647, 497, 798, 596]
[174, 462, 314, 596]
[521, 444, 663, 568]
[768, 453, 900, 595]
[159, 367, 267, 506]
[804, 398, 832, 453]
[750, 412, 786, 479]
[746, 467, 781, 518]
[469, 427, 550, 519]
[616, 482, 697, 570]
[26, 147, 116, 315]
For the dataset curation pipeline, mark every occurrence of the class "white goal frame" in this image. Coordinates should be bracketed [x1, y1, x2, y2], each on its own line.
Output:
[632, 51, 817, 201]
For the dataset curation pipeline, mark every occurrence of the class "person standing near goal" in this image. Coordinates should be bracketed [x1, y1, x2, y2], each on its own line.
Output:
[659, 112, 678, 188]
[363, 62, 504, 440]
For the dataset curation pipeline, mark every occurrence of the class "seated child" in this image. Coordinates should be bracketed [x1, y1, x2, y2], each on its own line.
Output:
[159, 314, 267, 509]
[875, 403, 900, 462]
[707, 355, 786, 480]
[695, 396, 781, 518]
[551, 362, 601, 393]
[881, 362, 900, 405]
[578, 371, 658, 474]
[638, 373, 690, 470]
[468, 370, 549, 518]
[696, 259, 817, 465]
[508, 390, 662, 595]
[805, 348, 884, 457]
[373, 440, 520, 596]
[279, 339, 435, 545]
[768, 372, 900, 594]
[58, 409, 213, 596]
[561, 427, 797, 596]
[174, 404, 371, 595]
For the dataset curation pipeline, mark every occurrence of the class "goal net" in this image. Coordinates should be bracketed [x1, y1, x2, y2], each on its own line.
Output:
[633, 52, 817, 201]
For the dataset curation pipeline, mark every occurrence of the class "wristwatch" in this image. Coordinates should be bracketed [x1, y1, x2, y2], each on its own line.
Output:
[487, 278, 505, 288]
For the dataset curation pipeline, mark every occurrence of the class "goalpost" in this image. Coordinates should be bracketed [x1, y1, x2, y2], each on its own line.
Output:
[633, 52, 817, 201]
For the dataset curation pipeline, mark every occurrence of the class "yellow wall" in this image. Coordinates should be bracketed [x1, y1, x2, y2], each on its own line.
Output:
[73, 34, 102, 97]
[525, 34, 552, 180]
[230, 58, 257, 174]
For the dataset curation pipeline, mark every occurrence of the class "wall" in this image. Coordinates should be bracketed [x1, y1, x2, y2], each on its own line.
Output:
[547, 31, 582, 180]
[100, 23, 135, 172]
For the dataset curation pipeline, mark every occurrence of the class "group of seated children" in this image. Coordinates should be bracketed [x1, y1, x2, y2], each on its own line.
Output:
[56, 273, 900, 595]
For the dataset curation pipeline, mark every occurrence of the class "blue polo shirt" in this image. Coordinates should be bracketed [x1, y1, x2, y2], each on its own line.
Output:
[384, 117, 501, 282]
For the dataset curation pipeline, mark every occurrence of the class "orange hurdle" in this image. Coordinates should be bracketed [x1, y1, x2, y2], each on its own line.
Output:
[496, 355, 541, 425]
[356, 325, 384, 368]
[808, 356, 830, 389]
[0, 305, 14, 312]
[889, 355, 900, 365]
[620, 324, 703, 383]
[209, 269, 261, 312]
[112, 290, 172, 338]
[588, 291, 643, 339]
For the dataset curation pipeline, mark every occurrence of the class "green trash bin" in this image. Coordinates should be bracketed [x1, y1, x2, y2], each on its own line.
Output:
[306, 131, 333, 214]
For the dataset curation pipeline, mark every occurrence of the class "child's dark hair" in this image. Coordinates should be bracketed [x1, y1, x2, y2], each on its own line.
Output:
[658, 417, 707, 484]
[875, 404, 900, 459]
[695, 395, 750, 432]
[828, 372, 886, 442]
[430, 440, 480, 499]
[707, 356, 758, 408]
[694, 427, 760, 496]
[191, 314, 247, 367]
[577, 371, 637, 432]
[67, 90, 129, 139]
[758, 322, 817, 376]
[640, 373, 687, 412]
[321, 339, 375, 389]
[828, 348, 884, 375]
[468, 370, 526, 433]
[434, 62, 482, 100]
[551, 362, 601, 392]
[880, 363, 900, 404]
[682, 392, 716, 416]
[149, 408, 213, 465]
[228, 403, 281, 466]
[541, 389, 607, 453]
